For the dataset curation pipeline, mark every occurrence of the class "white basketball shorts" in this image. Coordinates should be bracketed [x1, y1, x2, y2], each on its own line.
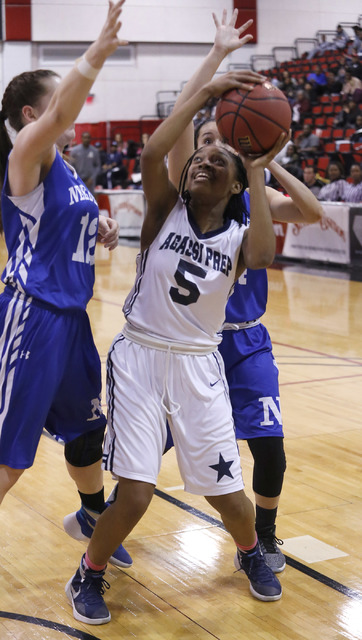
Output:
[103, 332, 244, 496]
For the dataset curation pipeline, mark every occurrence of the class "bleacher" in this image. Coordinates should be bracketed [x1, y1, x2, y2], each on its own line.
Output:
[155, 18, 362, 182]
[256, 46, 362, 178]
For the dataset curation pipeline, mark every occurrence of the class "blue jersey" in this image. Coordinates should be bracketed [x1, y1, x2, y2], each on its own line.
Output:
[219, 191, 283, 440]
[1, 151, 99, 310]
[225, 191, 268, 324]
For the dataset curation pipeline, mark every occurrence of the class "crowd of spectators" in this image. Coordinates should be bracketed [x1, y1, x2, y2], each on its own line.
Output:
[68, 23, 362, 203]
[67, 132, 148, 192]
[261, 22, 362, 203]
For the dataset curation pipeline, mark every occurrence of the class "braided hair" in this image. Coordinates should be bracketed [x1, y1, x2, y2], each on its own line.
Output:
[179, 145, 248, 226]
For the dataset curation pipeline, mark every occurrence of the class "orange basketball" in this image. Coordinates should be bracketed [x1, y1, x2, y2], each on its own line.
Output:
[215, 82, 292, 155]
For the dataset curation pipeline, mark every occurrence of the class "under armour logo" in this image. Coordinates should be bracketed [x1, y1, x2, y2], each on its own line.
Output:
[20, 350, 30, 359]
[87, 396, 103, 421]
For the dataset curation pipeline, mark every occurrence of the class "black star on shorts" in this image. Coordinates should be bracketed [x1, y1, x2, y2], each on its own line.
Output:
[209, 453, 234, 482]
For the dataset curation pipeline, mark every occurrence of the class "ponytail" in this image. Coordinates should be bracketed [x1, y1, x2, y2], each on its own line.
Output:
[0, 111, 13, 233]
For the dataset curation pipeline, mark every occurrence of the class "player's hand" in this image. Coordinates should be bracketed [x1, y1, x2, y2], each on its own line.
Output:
[206, 70, 265, 98]
[240, 131, 291, 170]
[97, 215, 119, 250]
[212, 9, 255, 55]
[86, 0, 128, 67]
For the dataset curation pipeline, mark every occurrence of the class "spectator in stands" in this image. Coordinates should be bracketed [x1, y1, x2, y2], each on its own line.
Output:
[264, 69, 279, 87]
[94, 141, 107, 167]
[193, 109, 207, 130]
[295, 123, 321, 157]
[324, 70, 343, 95]
[97, 141, 127, 189]
[302, 165, 324, 197]
[347, 51, 362, 80]
[341, 69, 362, 102]
[278, 142, 303, 179]
[140, 132, 150, 149]
[307, 34, 335, 60]
[291, 89, 311, 128]
[69, 131, 101, 195]
[347, 26, 362, 57]
[278, 70, 297, 98]
[273, 138, 293, 167]
[353, 113, 362, 129]
[344, 163, 362, 202]
[307, 63, 328, 96]
[303, 79, 318, 104]
[333, 24, 349, 51]
[295, 75, 307, 90]
[114, 132, 128, 157]
[334, 98, 360, 127]
[124, 139, 142, 188]
[318, 161, 348, 201]
[351, 114, 362, 141]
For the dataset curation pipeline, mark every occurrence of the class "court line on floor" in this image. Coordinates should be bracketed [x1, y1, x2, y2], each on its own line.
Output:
[280, 371, 362, 386]
[0, 611, 100, 640]
[0, 605, 221, 640]
[154, 488, 362, 602]
[273, 341, 362, 366]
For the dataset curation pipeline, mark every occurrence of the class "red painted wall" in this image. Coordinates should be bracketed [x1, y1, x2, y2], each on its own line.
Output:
[73, 120, 162, 148]
[5, 0, 31, 41]
[233, 0, 257, 44]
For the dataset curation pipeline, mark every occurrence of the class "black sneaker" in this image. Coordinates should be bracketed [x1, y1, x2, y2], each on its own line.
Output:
[234, 546, 282, 601]
[258, 527, 286, 574]
[65, 555, 111, 625]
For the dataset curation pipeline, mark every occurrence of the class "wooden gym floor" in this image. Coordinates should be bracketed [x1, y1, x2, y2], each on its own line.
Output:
[1, 238, 362, 640]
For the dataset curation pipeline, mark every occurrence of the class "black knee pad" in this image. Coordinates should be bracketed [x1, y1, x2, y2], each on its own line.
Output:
[247, 436, 286, 498]
[64, 426, 105, 467]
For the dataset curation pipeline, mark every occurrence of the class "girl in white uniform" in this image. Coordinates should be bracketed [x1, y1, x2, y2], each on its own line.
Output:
[165, 10, 323, 576]
[67, 69, 286, 625]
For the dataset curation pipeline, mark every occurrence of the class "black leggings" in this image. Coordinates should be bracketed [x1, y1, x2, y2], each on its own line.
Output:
[247, 436, 286, 498]
[64, 426, 105, 467]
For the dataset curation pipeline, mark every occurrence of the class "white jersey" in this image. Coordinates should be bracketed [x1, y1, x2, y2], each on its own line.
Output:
[123, 197, 246, 349]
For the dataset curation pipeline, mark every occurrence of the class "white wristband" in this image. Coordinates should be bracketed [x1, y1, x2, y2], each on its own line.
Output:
[76, 56, 100, 81]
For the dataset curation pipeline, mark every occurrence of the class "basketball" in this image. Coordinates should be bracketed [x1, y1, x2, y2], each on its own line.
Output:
[215, 81, 292, 155]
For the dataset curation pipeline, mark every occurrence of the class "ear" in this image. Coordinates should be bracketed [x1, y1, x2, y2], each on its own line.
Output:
[22, 105, 37, 124]
[231, 181, 242, 195]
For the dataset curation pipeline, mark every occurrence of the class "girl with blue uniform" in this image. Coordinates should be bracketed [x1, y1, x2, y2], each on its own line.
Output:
[0, 0, 131, 567]
[167, 9, 323, 574]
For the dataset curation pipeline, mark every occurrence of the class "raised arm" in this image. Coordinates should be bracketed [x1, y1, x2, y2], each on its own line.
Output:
[168, 9, 264, 188]
[10, 0, 127, 196]
[140, 72, 259, 250]
[236, 137, 288, 277]
[266, 160, 324, 223]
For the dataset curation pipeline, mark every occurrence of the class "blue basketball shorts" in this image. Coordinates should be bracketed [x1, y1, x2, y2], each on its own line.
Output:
[0, 289, 106, 469]
[218, 323, 284, 440]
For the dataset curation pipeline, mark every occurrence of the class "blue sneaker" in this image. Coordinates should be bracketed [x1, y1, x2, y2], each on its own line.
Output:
[63, 506, 133, 568]
[234, 546, 282, 601]
[65, 554, 111, 625]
